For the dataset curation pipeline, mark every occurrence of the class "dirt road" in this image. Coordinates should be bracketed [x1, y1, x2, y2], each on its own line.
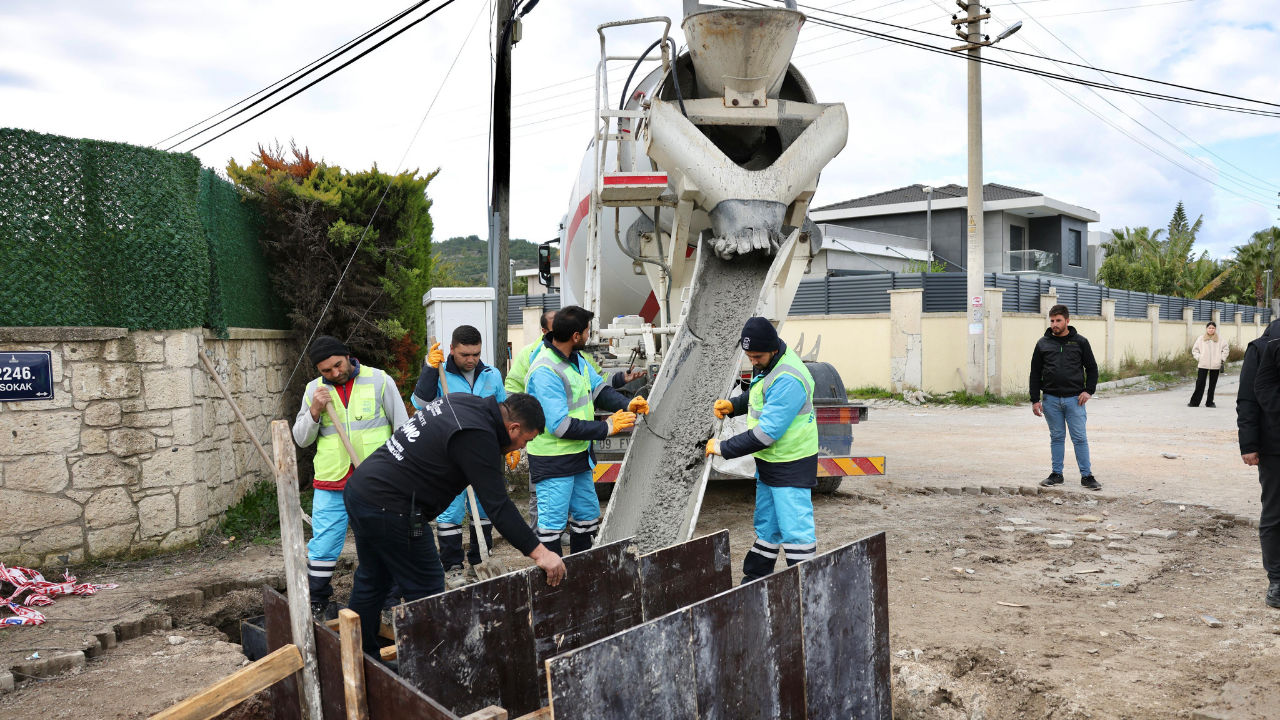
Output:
[2, 380, 1276, 719]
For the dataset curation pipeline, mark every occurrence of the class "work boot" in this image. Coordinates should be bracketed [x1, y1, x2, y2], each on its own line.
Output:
[1040, 472, 1065, 487]
[1267, 582, 1280, 609]
[1080, 475, 1102, 491]
[465, 564, 478, 580]
[445, 567, 467, 591]
[1206, 401, 1217, 408]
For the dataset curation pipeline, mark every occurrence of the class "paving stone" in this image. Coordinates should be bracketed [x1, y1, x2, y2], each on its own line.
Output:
[1106, 534, 1126, 541]
[0, 670, 12, 693]
[82, 636, 103, 659]
[1023, 527, 1051, 535]
[1046, 533, 1075, 541]
[44, 651, 84, 676]
[944, 487, 962, 495]
[1085, 534, 1105, 542]
[980, 486, 1000, 495]
[1107, 542, 1134, 552]
[1018, 486, 1040, 496]
[961, 486, 983, 496]
[94, 629, 117, 650]
[1142, 529, 1179, 539]
[999, 486, 1019, 495]
[995, 526, 1016, 533]
[1046, 539, 1074, 549]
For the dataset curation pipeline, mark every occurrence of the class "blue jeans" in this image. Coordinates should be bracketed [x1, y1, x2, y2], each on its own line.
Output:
[535, 470, 600, 556]
[1042, 393, 1091, 476]
[744, 480, 816, 582]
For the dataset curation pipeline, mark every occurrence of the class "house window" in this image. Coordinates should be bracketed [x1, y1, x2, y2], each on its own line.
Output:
[1068, 229, 1082, 267]
[1010, 225, 1024, 251]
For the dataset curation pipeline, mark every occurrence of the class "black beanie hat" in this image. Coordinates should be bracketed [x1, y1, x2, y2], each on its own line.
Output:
[739, 317, 779, 352]
[308, 335, 351, 365]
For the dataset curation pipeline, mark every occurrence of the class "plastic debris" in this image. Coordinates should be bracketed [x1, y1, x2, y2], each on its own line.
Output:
[0, 564, 117, 627]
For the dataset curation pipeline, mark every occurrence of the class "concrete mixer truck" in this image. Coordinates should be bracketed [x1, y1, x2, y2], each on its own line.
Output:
[537, 2, 883, 552]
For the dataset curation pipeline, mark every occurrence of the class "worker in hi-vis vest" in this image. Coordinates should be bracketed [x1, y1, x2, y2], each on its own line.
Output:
[525, 305, 649, 556]
[411, 324, 514, 585]
[293, 336, 408, 619]
[706, 317, 819, 584]
[507, 309, 646, 529]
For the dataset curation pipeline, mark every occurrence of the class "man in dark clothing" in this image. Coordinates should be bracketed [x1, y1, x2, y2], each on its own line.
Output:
[1237, 319, 1280, 608]
[343, 392, 566, 655]
[1030, 304, 1101, 491]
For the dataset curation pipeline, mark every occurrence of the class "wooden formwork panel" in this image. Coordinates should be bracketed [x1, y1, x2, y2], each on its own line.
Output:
[690, 566, 806, 720]
[261, 586, 460, 720]
[546, 609, 697, 720]
[799, 532, 891, 720]
[397, 569, 540, 717]
[529, 540, 643, 700]
[639, 529, 732, 621]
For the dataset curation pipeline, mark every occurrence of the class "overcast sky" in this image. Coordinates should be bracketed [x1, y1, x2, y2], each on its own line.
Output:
[2, 0, 1277, 259]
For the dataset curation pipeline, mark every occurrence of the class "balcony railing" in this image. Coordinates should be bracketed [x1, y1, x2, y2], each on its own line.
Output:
[1007, 250, 1059, 273]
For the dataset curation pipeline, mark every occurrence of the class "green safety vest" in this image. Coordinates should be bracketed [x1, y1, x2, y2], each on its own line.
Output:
[747, 348, 818, 464]
[526, 344, 594, 457]
[304, 367, 395, 482]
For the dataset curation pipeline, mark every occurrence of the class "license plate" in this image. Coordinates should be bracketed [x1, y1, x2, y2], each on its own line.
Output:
[597, 436, 630, 453]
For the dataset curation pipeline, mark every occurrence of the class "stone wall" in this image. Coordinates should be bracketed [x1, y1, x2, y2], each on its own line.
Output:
[0, 327, 298, 566]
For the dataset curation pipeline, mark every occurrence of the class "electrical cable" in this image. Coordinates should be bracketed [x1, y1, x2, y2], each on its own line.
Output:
[740, 0, 1280, 112]
[170, 0, 463, 152]
[154, 0, 435, 148]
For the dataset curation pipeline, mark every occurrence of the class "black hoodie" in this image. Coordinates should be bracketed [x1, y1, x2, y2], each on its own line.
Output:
[1029, 325, 1098, 402]
[1240, 320, 1280, 455]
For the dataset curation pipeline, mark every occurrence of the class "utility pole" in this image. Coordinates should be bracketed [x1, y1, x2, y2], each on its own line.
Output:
[950, 6, 1019, 395]
[490, 0, 514, 377]
[923, 185, 934, 272]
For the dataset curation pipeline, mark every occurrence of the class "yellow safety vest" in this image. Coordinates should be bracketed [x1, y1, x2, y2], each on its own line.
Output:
[525, 344, 594, 457]
[747, 348, 818, 464]
[303, 366, 394, 482]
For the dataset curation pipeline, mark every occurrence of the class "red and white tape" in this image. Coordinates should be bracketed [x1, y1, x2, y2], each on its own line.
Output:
[0, 564, 118, 626]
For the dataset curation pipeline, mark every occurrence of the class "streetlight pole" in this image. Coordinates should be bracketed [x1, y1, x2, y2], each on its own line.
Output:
[950, 9, 1020, 395]
[923, 185, 934, 272]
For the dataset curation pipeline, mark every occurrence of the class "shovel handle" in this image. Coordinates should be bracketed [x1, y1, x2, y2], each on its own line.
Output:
[324, 401, 362, 469]
[466, 486, 490, 559]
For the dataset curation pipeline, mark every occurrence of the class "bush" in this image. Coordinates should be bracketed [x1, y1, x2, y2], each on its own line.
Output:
[219, 481, 314, 546]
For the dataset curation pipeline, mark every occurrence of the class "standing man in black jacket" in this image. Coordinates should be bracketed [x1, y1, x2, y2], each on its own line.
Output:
[1239, 319, 1280, 608]
[343, 392, 567, 655]
[1030, 304, 1102, 491]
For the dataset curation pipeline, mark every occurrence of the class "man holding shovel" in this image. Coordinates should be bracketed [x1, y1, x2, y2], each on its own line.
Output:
[412, 324, 512, 586]
[293, 336, 409, 620]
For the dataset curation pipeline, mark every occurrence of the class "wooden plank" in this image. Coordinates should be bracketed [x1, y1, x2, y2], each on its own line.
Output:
[264, 587, 303, 720]
[690, 566, 805, 720]
[397, 568, 539, 718]
[512, 709, 551, 720]
[379, 646, 397, 661]
[363, 648, 460, 720]
[459, 708, 508, 720]
[150, 644, 302, 720]
[799, 532, 892, 720]
[546, 609, 695, 720]
[339, 610, 370, 720]
[639, 530, 732, 621]
[272, 419, 324, 720]
[530, 540, 643, 700]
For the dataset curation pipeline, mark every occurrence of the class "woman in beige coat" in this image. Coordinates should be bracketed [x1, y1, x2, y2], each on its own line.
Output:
[1189, 321, 1231, 407]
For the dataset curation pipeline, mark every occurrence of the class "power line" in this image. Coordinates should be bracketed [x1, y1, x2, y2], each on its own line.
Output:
[997, 0, 1277, 195]
[154, 0, 435, 148]
[170, 0, 463, 153]
[746, 0, 1280, 111]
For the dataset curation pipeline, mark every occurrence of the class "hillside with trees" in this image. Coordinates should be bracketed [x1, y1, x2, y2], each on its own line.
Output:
[433, 235, 558, 293]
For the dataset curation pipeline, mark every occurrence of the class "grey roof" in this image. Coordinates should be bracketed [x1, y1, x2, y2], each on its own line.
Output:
[812, 182, 1042, 212]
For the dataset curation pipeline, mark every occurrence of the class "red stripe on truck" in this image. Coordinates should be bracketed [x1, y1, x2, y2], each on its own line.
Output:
[602, 174, 667, 185]
[564, 194, 591, 270]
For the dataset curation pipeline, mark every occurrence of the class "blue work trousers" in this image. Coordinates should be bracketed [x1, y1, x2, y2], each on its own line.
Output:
[535, 470, 600, 556]
[743, 481, 816, 582]
[1042, 393, 1092, 477]
[436, 491, 492, 569]
[307, 488, 348, 603]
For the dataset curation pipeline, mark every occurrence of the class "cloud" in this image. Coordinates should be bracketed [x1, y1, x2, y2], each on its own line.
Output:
[0, 0, 1275, 258]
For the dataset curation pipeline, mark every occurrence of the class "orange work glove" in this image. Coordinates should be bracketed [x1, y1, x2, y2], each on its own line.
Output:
[606, 410, 637, 436]
[713, 399, 734, 419]
[427, 342, 444, 369]
[505, 450, 521, 470]
[627, 396, 649, 415]
[705, 439, 721, 456]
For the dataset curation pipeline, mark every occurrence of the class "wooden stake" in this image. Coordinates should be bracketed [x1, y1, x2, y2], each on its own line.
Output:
[271, 419, 324, 720]
[337, 609, 369, 720]
[149, 644, 303, 720]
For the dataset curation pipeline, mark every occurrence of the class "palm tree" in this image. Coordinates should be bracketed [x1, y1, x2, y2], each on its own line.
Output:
[1234, 227, 1280, 306]
[1101, 226, 1158, 261]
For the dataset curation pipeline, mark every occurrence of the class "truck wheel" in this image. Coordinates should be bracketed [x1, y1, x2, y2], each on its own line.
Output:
[814, 476, 843, 494]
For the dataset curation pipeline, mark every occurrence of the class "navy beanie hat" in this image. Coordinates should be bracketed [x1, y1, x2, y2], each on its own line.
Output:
[308, 335, 351, 365]
[740, 317, 779, 352]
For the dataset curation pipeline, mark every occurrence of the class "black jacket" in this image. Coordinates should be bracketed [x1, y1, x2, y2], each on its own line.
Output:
[343, 393, 540, 556]
[1029, 326, 1098, 402]
[1241, 320, 1280, 455]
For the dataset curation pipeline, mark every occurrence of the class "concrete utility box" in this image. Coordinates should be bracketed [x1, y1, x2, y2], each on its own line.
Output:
[423, 287, 496, 367]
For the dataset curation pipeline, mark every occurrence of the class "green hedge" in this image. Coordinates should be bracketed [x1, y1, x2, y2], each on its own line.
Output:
[0, 128, 287, 333]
